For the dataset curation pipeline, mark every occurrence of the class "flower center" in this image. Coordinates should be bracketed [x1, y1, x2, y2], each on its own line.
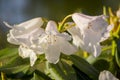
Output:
[46, 35, 57, 45]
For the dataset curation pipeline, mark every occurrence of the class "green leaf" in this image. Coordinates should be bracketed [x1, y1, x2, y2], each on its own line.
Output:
[73, 65, 92, 80]
[0, 64, 29, 74]
[115, 40, 120, 68]
[92, 59, 110, 71]
[31, 70, 52, 80]
[70, 55, 99, 80]
[31, 73, 45, 80]
[0, 48, 18, 60]
[0, 48, 30, 75]
[0, 55, 30, 74]
[46, 61, 77, 80]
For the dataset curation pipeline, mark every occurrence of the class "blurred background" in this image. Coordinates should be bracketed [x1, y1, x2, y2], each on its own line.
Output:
[0, 0, 120, 49]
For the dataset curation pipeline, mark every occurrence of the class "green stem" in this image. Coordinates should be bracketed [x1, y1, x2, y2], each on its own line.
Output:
[0, 62, 5, 80]
[102, 46, 112, 51]
[112, 40, 116, 56]
[58, 14, 72, 31]
[103, 6, 107, 16]
[116, 24, 120, 36]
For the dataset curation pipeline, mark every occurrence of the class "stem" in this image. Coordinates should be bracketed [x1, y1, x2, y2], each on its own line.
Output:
[112, 40, 116, 56]
[0, 62, 5, 80]
[103, 6, 107, 16]
[102, 46, 112, 51]
[58, 14, 72, 31]
[116, 24, 120, 36]
[108, 7, 114, 17]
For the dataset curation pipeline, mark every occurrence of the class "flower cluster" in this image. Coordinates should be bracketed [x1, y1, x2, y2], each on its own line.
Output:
[5, 13, 113, 66]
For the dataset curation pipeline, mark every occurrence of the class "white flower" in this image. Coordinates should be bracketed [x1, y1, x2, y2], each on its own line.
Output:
[5, 17, 44, 66]
[35, 21, 77, 63]
[99, 70, 119, 80]
[5, 17, 44, 46]
[67, 13, 113, 57]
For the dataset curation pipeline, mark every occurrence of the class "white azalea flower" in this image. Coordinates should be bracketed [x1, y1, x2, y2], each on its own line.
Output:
[5, 17, 44, 46]
[68, 13, 113, 57]
[99, 70, 119, 80]
[5, 17, 44, 66]
[35, 21, 77, 63]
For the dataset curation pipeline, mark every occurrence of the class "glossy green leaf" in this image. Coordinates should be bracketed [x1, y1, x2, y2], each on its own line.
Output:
[70, 55, 99, 80]
[0, 48, 30, 75]
[0, 64, 29, 74]
[115, 40, 120, 68]
[0, 48, 18, 60]
[73, 65, 92, 80]
[46, 61, 77, 80]
[31, 70, 52, 80]
[0, 56, 30, 74]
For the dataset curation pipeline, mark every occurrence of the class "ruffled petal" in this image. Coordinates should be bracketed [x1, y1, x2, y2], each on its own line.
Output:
[18, 45, 31, 58]
[14, 17, 43, 31]
[7, 31, 20, 45]
[18, 45, 37, 66]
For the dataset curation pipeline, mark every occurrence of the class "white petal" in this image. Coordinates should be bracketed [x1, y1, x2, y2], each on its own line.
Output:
[3, 21, 13, 28]
[82, 30, 101, 56]
[83, 29, 101, 45]
[89, 15, 108, 32]
[14, 17, 43, 31]
[106, 24, 114, 32]
[72, 13, 91, 31]
[18, 45, 31, 58]
[67, 26, 81, 37]
[58, 32, 71, 41]
[100, 24, 114, 42]
[45, 45, 61, 64]
[99, 70, 119, 80]
[68, 27, 84, 47]
[46, 21, 58, 34]
[93, 44, 101, 57]
[38, 35, 48, 49]
[18, 45, 37, 66]
[57, 36, 77, 55]
[8, 26, 44, 46]
[7, 32, 20, 45]
[30, 52, 37, 66]
[61, 41, 77, 55]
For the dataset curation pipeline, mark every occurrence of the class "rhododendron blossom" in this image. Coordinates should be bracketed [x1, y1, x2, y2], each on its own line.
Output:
[68, 13, 113, 57]
[5, 17, 44, 66]
[34, 21, 77, 63]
